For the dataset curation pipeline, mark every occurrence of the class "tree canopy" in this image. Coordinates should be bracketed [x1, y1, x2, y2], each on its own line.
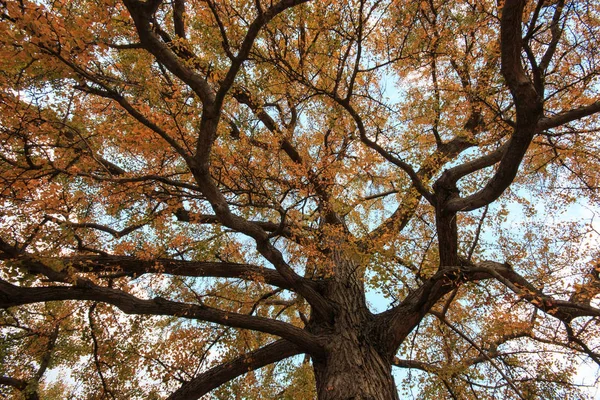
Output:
[1, 0, 600, 398]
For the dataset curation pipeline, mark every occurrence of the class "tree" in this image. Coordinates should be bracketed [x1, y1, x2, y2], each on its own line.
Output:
[1, 0, 599, 398]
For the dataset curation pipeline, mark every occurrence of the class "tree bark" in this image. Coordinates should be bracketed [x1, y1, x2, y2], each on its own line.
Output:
[309, 248, 400, 399]
[313, 340, 399, 400]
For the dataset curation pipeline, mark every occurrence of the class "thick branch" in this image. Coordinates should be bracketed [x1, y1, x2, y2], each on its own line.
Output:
[34, 324, 59, 382]
[0, 376, 39, 400]
[0, 376, 27, 391]
[442, 0, 542, 213]
[172, 0, 186, 38]
[537, 0, 565, 81]
[537, 101, 600, 131]
[65, 255, 305, 290]
[436, 142, 508, 187]
[364, 136, 474, 245]
[175, 207, 305, 240]
[464, 260, 600, 320]
[123, 0, 215, 105]
[1, 252, 300, 290]
[0, 279, 324, 355]
[167, 340, 301, 400]
[376, 270, 457, 355]
[377, 254, 600, 357]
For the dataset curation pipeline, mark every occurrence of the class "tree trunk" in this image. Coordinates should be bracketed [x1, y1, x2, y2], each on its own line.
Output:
[309, 246, 400, 399]
[312, 340, 399, 400]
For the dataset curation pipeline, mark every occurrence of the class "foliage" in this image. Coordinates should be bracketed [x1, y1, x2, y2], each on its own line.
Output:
[1, 0, 600, 398]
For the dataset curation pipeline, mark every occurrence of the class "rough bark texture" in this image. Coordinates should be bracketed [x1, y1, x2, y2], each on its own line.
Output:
[309, 249, 400, 399]
[313, 342, 399, 400]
